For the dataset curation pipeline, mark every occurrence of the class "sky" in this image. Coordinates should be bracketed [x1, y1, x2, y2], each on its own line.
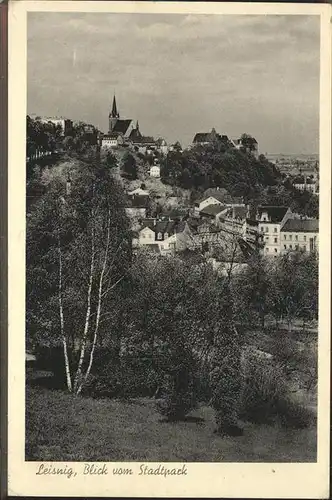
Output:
[27, 13, 320, 154]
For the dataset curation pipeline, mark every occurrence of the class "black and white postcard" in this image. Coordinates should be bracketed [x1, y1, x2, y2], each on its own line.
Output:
[7, 1, 331, 497]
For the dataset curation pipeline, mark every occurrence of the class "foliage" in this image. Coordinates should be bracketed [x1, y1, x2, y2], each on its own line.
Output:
[26, 159, 132, 394]
[241, 351, 315, 428]
[267, 252, 318, 327]
[161, 142, 280, 198]
[122, 152, 138, 180]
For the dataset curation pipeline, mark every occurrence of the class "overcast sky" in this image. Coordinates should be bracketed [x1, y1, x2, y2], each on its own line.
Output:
[28, 13, 320, 154]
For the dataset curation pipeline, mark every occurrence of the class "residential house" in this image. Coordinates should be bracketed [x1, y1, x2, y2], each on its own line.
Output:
[280, 218, 319, 254]
[128, 186, 150, 197]
[136, 218, 192, 255]
[125, 195, 149, 222]
[101, 132, 124, 149]
[155, 138, 168, 156]
[293, 175, 317, 194]
[232, 135, 259, 158]
[150, 164, 161, 178]
[195, 188, 242, 214]
[219, 205, 249, 236]
[256, 206, 292, 256]
[199, 204, 229, 223]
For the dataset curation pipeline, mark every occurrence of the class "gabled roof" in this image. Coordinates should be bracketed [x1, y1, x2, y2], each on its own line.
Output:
[112, 119, 132, 134]
[281, 218, 319, 233]
[129, 128, 142, 141]
[257, 206, 289, 223]
[140, 219, 187, 235]
[226, 206, 248, 220]
[128, 187, 150, 197]
[200, 204, 227, 216]
[199, 188, 241, 205]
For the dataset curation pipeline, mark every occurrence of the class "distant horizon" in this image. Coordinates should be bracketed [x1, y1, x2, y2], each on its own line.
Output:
[28, 13, 319, 155]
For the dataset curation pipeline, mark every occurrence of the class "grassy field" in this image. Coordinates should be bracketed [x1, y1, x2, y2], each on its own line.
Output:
[26, 385, 316, 462]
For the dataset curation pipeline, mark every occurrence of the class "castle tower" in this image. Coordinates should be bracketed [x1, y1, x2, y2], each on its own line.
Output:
[109, 95, 119, 132]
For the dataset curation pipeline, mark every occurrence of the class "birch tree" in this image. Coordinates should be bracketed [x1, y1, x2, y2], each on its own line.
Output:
[26, 161, 132, 394]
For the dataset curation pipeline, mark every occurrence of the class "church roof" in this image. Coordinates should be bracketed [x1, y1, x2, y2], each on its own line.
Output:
[132, 136, 155, 145]
[129, 128, 142, 141]
[112, 119, 132, 135]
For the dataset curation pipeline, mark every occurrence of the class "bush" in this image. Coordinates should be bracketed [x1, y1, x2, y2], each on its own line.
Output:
[241, 353, 315, 428]
[241, 354, 287, 424]
[275, 397, 315, 429]
[155, 348, 198, 421]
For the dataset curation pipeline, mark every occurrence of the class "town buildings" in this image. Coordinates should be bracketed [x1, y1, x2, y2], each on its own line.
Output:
[280, 218, 319, 253]
[133, 218, 192, 255]
[293, 175, 317, 194]
[256, 206, 292, 256]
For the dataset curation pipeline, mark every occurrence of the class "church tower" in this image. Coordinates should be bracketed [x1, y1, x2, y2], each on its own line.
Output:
[109, 95, 119, 132]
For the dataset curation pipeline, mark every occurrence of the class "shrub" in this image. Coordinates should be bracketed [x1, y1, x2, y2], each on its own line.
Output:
[241, 354, 287, 424]
[275, 397, 315, 429]
[155, 348, 198, 421]
[241, 352, 315, 428]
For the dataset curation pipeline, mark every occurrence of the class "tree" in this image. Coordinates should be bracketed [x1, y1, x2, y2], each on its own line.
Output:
[267, 251, 318, 329]
[234, 254, 271, 328]
[26, 162, 132, 394]
[122, 153, 138, 180]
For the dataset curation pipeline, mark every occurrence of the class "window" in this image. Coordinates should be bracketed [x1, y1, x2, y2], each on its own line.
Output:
[274, 227, 277, 233]
[295, 235, 298, 241]
[304, 235, 307, 242]
[284, 234, 287, 240]
[274, 248, 278, 253]
[141, 234, 145, 239]
[295, 244, 299, 250]
[265, 236, 269, 241]
[164, 232, 168, 239]
[289, 235, 292, 241]
[157, 232, 163, 240]
[261, 227, 264, 233]
[284, 245, 287, 249]
[274, 237, 278, 243]
[289, 245, 292, 249]
[266, 247, 269, 252]
[266, 227, 269, 232]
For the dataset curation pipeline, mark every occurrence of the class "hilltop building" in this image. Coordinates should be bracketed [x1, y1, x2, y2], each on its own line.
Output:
[192, 128, 230, 147]
[232, 135, 259, 158]
[31, 115, 73, 136]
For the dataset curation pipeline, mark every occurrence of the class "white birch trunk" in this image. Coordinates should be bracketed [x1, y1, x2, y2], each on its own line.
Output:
[73, 226, 95, 392]
[77, 209, 112, 395]
[58, 232, 72, 392]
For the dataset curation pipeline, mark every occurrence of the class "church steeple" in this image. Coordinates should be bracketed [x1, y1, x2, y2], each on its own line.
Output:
[111, 95, 119, 118]
[109, 95, 120, 132]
